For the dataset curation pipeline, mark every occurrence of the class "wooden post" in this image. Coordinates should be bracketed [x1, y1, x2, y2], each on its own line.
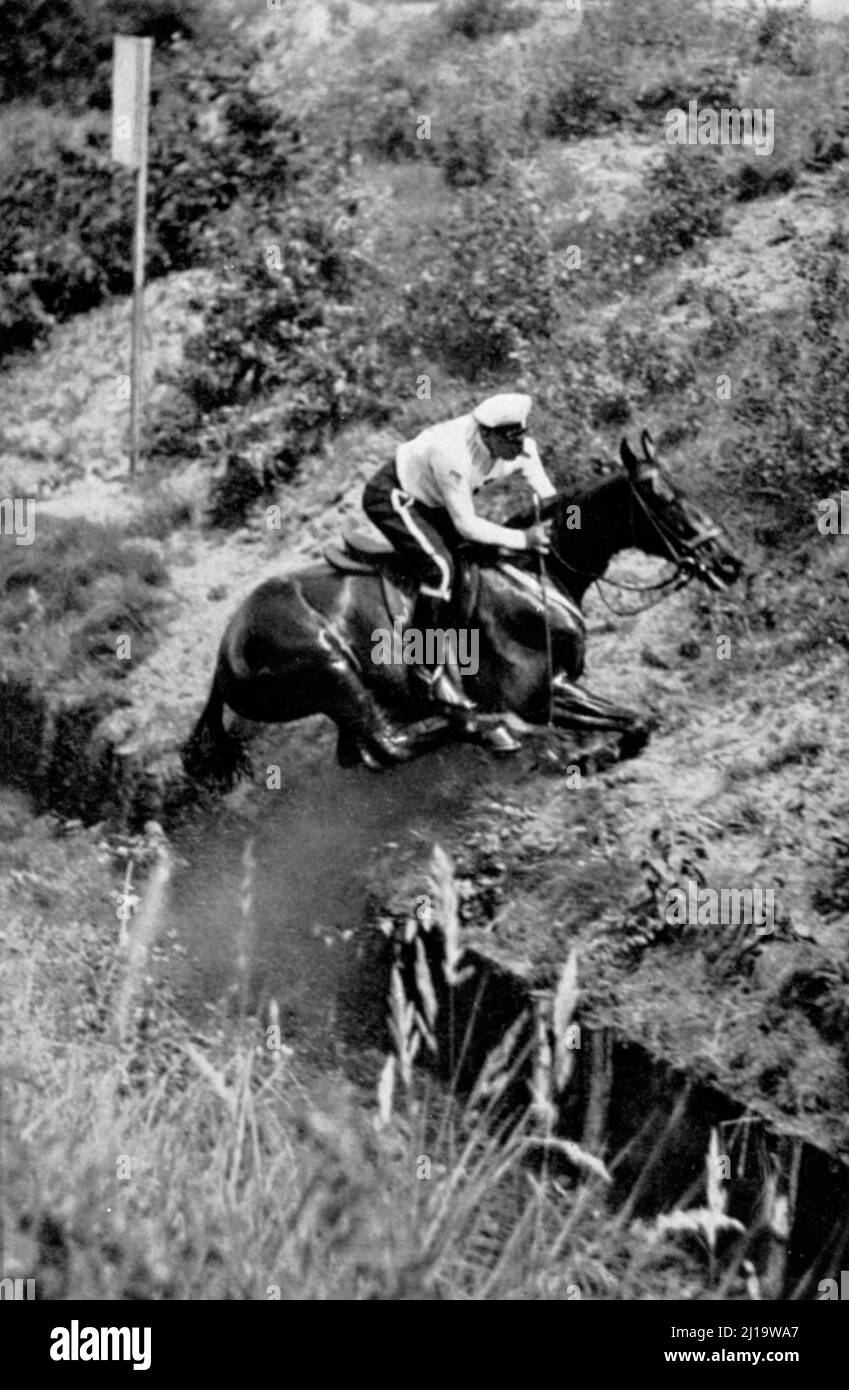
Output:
[112, 36, 152, 477]
[129, 40, 151, 477]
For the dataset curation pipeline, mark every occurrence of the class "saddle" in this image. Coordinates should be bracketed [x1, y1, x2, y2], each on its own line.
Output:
[324, 527, 401, 575]
[324, 527, 479, 628]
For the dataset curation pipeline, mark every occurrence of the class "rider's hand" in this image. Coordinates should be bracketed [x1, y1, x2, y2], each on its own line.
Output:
[524, 522, 551, 554]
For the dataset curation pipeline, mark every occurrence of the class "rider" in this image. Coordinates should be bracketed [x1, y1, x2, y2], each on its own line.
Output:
[362, 393, 556, 709]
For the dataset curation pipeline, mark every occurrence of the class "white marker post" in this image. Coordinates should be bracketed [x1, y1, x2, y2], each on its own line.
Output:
[111, 36, 152, 476]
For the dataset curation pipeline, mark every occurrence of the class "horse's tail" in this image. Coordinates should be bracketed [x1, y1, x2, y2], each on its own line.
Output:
[183, 661, 251, 789]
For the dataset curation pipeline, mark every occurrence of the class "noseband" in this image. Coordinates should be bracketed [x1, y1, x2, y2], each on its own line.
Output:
[548, 477, 723, 615]
[627, 480, 723, 582]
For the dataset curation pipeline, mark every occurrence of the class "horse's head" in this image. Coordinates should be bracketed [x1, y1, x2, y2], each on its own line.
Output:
[619, 432, 743, 591]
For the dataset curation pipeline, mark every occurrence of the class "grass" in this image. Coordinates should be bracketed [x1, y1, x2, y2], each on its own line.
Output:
[0, 812, 772, 1299]
[0, 516, 168, 684]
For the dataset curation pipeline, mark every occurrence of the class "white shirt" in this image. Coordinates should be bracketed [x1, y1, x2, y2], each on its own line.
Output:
[395, 412, 556, 550]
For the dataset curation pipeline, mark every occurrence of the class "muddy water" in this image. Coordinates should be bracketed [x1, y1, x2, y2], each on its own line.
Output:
[164, 732, 503, 1064]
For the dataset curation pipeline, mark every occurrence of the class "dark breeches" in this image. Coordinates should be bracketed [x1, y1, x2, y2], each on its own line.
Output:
[363, 461, 461, 602]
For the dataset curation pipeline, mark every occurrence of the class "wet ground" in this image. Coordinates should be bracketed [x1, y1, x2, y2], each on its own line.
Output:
[162, 727, 508, 1065]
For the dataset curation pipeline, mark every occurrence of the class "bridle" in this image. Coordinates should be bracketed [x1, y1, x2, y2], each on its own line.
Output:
[547, 474, 725, 617]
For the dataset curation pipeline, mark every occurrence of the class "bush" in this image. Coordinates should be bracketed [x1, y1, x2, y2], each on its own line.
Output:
[305, 55, 433, 164]
[734, 159, 797, 202]
[396, 175, 557, 381]
[0, 33, 304, 365]
[0, 0, 103, 105]
[632, 149, 730, 265]
[0, 134, 134, 348]
[147, 185, 394, 524]
[545, 51, 629, 141]
[0, 517, 167, 679]
[1, 518, 166, 622]
[176, 210, 383, 422]
[541, 0, 752, 143]
[577, 150, 730, 298]
[603, 317, 697, 405]
[732, 228, 849, 516]
[754, 4, 817, 77]
[439, 111, 506, 188]
[805, 110, 849, 173]
[440, 0, 536, 42]
[0, 0, 219, 107]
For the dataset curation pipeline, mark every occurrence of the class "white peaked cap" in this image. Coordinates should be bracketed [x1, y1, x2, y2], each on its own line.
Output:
[472, 393, 532, 430]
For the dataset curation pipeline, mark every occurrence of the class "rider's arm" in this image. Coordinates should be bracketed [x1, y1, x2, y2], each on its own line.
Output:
[441, 470, 528, 551]
[517, 438, 557, 500]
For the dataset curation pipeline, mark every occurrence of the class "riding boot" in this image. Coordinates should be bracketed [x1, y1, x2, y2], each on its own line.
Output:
[408, 590, 477, 712]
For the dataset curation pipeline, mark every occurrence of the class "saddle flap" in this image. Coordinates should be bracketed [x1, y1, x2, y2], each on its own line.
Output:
[323, 542, 378, 575]
[325, 530, 480, 630]
[342, 526, 394, 560]
[323, 538, 412, 625]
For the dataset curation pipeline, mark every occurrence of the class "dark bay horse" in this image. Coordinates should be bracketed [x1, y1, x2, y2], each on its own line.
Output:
[185, 433, 742, 780]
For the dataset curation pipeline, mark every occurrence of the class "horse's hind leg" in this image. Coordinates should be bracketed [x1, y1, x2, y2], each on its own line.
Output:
[184, 662, 251, 787]
[336, 726, 363, 768]
[324, 659, 412, 769]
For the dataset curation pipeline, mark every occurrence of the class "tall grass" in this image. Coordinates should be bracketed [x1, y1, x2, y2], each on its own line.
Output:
[1, 818, 768, 1300]
[0, 517, 169, 687]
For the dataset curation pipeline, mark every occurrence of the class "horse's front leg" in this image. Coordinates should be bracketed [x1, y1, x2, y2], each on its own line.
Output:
[549, 672, 652, 752]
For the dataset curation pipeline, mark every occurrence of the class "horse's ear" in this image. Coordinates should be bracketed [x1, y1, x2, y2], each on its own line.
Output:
[620, 437, 641, 476]
[641, 429, 657, 464]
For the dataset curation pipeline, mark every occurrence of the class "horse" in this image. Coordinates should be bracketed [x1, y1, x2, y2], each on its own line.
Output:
[184, 432, 742, 782]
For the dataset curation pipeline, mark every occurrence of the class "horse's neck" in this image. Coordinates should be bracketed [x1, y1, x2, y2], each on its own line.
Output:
[477, 560, 582, 647]
[553, 477, 631, 598]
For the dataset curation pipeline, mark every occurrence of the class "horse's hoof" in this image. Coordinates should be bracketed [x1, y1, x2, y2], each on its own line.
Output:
[336, 736, 362, 768]
[479, 723, 522, 756]
[357, 743, 384, 772]
[577, 742, 618, 776]
[619, 722, 651, 759]
[358, 733, 414, 769]
[381, 732, 414, 763]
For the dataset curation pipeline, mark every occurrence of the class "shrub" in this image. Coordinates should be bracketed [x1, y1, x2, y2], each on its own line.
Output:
[0, 261, 56, 357]
[440, 0, 537, 42]
[438, 111, 507, 188]
[176, 209, 382, 422]
[580, 0, 743, 58]
[305, 55, 433, 164]
[541, 0, 751, 143]
[734, 159, 797, 202]
[147, 185, 394, 524]
[0, 0, 99, 105]
[0, 0, 219, 107]
[754, 4, 817, 77]
[0, 517, 167, 680]
[805, 109, 849, 174]
[603, 318, 697, 404]
[577, 149, 730, 298]
[0, 134, 134, 345]
[732, 228, 849, 517]
[397, 175, 558, 380]
[631, 149, 730, 265]
[544, 51, 629, 141]
[1, 518, 166, 623]
[0, 33, 304, 365]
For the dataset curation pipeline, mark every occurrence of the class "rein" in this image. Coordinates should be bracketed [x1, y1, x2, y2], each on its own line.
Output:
[546, 477, 718, 617]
